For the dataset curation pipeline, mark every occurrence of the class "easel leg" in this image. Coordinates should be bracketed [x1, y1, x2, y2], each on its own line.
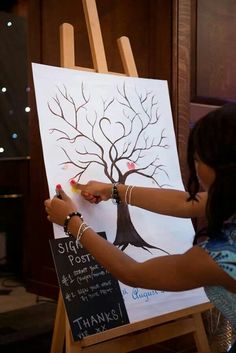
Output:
[50, 291, 66, 353]
[65, 315, 82, 353]
[193, 313, 211, 352]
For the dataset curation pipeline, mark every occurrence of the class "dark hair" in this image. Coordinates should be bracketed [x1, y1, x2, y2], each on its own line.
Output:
[187, 103, 236, 236]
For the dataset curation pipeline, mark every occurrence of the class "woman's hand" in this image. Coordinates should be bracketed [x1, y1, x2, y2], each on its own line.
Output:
[44, 186, 78, 225]
[71, 180, 112, 204]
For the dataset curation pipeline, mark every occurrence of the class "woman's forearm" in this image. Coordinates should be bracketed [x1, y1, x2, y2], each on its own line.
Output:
[115, 185, 207, 218]
[77, 181, 207, 218]
[68, 217, 139, 287]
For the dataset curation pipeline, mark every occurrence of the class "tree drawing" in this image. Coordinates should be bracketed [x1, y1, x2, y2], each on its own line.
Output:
[48, 81, 170, 254]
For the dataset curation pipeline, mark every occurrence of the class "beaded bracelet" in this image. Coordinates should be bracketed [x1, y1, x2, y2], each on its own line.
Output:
[64, 211, 82, 236]
[111, 182, 121, 204]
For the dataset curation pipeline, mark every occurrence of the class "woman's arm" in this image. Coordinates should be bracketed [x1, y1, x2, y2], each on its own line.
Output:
[44, 189, 234, 292]
[79, 230, 233, 291]
[74, 181, 207, 218]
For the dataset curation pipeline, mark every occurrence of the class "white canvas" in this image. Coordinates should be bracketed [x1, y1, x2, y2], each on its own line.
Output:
[32, 63, 208, 324]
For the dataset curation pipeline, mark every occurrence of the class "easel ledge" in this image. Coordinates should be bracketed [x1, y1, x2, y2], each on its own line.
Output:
[80, 302, 213, 347]
[51, 291, 212, 353]
[51, 0, 213, 352]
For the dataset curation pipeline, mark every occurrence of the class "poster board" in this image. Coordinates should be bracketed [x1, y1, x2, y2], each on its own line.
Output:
[32, 63, 208, 340]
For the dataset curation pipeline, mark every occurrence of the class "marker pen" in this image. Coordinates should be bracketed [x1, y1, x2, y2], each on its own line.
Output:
[55, 184, 62, 199]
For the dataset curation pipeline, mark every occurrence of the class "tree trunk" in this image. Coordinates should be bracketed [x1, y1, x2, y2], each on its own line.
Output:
[113, 202, 167, 253]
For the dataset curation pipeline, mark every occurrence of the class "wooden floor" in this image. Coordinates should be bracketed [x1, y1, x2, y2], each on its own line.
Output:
[0, 273, 38, 313]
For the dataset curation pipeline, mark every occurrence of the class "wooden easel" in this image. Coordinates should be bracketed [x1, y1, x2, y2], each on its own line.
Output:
[51, 1, 213, 352]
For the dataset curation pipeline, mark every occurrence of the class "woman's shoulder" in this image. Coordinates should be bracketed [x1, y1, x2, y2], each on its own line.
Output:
[202, 217, 236, 248]
[200, 220, 236, 279]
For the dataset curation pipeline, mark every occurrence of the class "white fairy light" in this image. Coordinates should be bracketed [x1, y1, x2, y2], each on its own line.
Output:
[25, 106, 31, 112]
[12, 133, 18, 139]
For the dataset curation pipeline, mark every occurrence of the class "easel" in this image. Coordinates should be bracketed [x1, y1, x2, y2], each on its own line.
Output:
[51, 1, 213, 352]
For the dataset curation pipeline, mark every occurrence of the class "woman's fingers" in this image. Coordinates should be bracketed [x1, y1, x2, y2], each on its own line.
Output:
[72, 180, 101, 203]
[56, 185, 70, 200]
[81, 191, 101, 204]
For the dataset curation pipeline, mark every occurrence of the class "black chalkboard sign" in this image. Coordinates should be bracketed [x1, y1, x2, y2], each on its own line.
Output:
[49, 233, 129, 341]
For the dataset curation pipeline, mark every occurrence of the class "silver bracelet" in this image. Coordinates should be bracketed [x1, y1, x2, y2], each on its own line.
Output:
[128, 185, 135, 205]
[125, 185, 131, 204]
[76, 222, 91, 245]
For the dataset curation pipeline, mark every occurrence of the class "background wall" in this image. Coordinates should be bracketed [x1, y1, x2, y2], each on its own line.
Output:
[0, 0, 29, 278]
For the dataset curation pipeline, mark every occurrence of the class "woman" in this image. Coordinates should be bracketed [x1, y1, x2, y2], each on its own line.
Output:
[45, 103, 236, 352]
